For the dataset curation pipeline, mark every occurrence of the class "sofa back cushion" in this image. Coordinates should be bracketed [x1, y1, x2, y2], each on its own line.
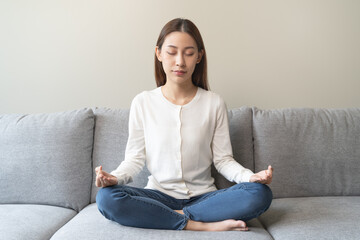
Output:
[252, 107, 360, 198]
[91, 106, 254, 202]
[0, 109, 94, 212]
[211, 107, 255, 189]
[91, 108, 151, 203]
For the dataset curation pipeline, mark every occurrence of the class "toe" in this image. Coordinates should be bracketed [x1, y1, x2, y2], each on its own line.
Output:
[236, 220, 247, 228]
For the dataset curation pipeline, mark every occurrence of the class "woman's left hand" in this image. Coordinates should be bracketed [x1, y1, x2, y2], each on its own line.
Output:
[249, 165, 273, 184]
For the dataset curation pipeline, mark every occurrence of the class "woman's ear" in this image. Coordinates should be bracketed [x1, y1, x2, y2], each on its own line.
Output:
[155, 46, 162, 62]
[197, 49, 204, 63]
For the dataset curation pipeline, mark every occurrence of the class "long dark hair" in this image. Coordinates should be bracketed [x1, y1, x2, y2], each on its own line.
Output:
[154, 18, 209, 90]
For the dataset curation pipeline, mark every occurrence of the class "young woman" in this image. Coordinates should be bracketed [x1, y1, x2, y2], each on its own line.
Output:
[95, 18, 273, 231]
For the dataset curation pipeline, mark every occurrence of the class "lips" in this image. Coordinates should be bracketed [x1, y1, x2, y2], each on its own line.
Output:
[173, 70, 186, 73]
[174, 70, 186, 76]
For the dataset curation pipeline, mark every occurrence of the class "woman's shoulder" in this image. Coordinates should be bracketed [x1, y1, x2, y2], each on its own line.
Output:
[200, 88, 226, 106]
[131, 87, 161, 105]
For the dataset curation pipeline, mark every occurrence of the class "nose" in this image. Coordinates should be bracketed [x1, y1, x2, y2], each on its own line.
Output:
[176, 54, 185, 67]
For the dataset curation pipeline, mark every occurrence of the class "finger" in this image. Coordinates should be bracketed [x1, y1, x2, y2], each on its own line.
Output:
[102, 176, 110, 185]
[95, 176, 101, 187]
[99, 174, 106, 181]
[100, 166, 102, 171]
[106, 176, 113, 183]
[267, 166, 273, 176]
[99, 177, 105, 187]
[266, 175, 273, 184]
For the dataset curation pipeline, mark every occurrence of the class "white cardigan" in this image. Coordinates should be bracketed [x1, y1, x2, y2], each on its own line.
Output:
[111, 86, 254, 199]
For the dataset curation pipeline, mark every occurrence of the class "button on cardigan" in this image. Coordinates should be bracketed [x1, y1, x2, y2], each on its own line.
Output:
[110, 86, 254, 199]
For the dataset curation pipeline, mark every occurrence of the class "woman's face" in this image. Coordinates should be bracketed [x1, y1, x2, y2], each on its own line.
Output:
[156, 31, 203, 86]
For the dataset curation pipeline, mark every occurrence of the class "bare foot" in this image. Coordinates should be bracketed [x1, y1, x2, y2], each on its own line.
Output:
[186, 219, 248, 231]
[174, 209, 248, 231]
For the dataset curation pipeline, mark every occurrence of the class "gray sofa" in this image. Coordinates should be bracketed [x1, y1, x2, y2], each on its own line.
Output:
[1, 106, 359, 240]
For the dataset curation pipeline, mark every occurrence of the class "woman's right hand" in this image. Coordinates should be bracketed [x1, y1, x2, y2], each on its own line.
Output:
[95, 166, 118, 187]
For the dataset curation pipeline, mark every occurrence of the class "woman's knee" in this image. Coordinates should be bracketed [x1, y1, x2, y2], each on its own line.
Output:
[235, 182, 273, 209]
[96, 187, 112, 211]
[96, 185, 127, 213]
[239, 183, 273, 220]
[257, 183, 273, 208]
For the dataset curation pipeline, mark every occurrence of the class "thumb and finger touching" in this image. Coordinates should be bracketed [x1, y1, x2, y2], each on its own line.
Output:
[95, 165, 118, 187]
[95, 165, 106, 187]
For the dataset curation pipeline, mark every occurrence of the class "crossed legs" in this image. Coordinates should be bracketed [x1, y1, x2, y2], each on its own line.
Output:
[96, 182, 272, 231]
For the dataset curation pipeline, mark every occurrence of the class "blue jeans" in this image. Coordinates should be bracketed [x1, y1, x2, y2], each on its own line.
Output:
[96, 182, 272, 230]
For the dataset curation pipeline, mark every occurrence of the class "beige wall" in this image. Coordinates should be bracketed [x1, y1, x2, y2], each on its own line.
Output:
[1, 0, 359, 114]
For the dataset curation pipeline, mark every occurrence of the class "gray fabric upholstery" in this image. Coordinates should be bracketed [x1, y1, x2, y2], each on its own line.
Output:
[259, 197, 360, 240]
[3, 106, 359, 239]
[211, 107, 254, 189]
[0, 204, 77, 240]
[91, 107, 254, 202]
[0, 109, 94, 211]
[252, 107, 360, 198]
[90, 107, 151, 203]
[51, 203, 272, 240]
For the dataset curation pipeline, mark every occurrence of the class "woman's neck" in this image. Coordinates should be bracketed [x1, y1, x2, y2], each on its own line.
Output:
[161, 82, 198, 106]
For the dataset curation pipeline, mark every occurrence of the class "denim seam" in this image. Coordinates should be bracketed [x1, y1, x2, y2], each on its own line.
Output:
[177, 216, 190, 230]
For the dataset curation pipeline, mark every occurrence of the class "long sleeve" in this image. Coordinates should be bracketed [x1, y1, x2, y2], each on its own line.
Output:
[211, 97, 254, 183]
[110, 95, 146, 185]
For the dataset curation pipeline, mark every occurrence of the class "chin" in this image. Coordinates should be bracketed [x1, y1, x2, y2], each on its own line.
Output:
[170, 79, 192, 85]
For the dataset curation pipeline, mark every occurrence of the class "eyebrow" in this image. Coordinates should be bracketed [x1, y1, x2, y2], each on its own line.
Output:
[166, 45, 195, 50]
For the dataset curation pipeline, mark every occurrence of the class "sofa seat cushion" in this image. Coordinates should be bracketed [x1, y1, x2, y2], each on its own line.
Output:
[259, 197, 360, 240]
[51, 203, 272, 240]
[0, 204, 77, 240]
